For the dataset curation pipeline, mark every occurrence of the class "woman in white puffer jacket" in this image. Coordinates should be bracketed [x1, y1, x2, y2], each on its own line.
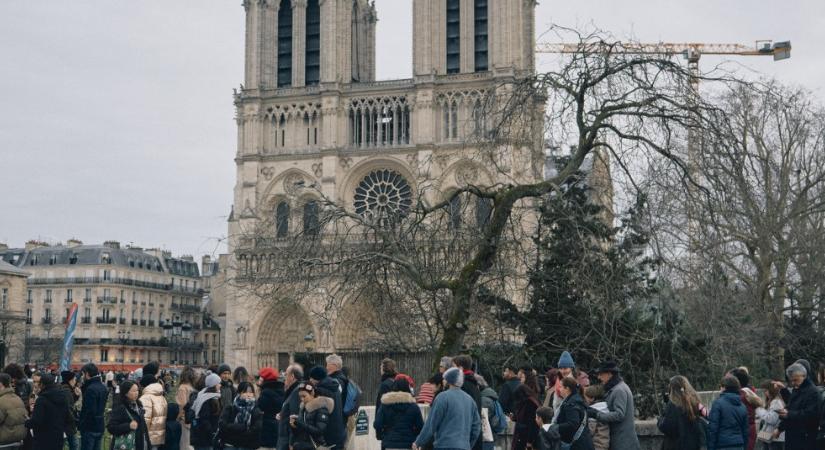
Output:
[139, 377, 169, 449]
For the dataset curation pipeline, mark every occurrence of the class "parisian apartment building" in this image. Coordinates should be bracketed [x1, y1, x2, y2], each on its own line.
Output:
[0, 239, 222, 371]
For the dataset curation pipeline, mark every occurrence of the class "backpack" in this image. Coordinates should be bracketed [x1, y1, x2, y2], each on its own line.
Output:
[490, 399, 508, 434]
[343, 380, 362, 417]
[183, 390, 199, 425]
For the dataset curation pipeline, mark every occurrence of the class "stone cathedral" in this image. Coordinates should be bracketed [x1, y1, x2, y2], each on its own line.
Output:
[223, 0, 539, 370]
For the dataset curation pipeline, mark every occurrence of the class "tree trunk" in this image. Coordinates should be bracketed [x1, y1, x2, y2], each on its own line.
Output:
[767, 260, 789, 377]
[433, 286, 472, 371]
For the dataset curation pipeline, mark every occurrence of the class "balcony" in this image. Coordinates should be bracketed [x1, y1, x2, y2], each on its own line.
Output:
[131, 319, 138, 326]
[25, 318, 32, 324]
[140, 320, 146, 326]
[64, 298, 73, 303]
[81, 317, 91, 324]
[44, 298, 52, 304]
[41, 318, 52, 324]
[119, 318, 126, 325]
[26, 276, 204, 296]
[83, 297, 91, 303]
[97, 296, 118, 305]
[96, 317, 116, 325]
[148, 320, 155, 327]
[172, 303, 200, 313]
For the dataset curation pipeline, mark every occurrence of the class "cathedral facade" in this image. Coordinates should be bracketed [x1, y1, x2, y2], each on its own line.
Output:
[225, 0, 539, 370]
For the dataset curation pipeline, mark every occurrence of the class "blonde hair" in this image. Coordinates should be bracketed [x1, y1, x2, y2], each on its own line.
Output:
[668, 375, 701, 422]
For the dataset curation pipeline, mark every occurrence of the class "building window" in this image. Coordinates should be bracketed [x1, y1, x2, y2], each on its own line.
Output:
[27, 290, 32, 304]
[44, 308, 51, 323]
[103, 270, 111, 281]
[473, 0, 488, 71]
[305, 0, 320, 86]
[277, 0, 293, 87]
[353, 169, 413, 226]
[84, 288, 91, 303]
[69, 253, 78, 264]
[276, 201, 290, 237]
[348, 97, 411, 148]
[446, 0, 460, 74]
[100, 349, 108, 362]
[303, 201, 320, 236]
[448, 195, 462, 230]
[26, 309, 32, 324]
[1, 288, 6, 309]
[45, 289, 52, 303]
[476, 197, 493, 228]
[66, 289, 73, 303]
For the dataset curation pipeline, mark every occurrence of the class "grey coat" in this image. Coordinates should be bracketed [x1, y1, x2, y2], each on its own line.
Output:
[595, 381, 640, 450]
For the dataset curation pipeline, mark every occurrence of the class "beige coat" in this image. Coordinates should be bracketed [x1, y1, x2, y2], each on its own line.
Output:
[140, 383, 168, 446]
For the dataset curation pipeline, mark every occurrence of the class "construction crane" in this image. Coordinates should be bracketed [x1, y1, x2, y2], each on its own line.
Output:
[536, 41, 791, 91]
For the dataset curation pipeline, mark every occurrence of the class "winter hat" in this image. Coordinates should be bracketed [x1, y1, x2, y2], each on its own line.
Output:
[395, 373, 415, 390]
[142, 361, 160, 377]
[443, 367, 464, 388]
[131, 368, 143, 382]
[392, 377, 411, 393]
[40, 373, 56, 388]
[557, 351, 575, 369]
[595, 361, 620, 375]
[139, 374, 156, 388]
[309, 366, 327, 381]
[166, 403, 180, 422]
[259, 367, 279, 382]
[217, 364, 232, 376]
[60, 371, 75, 384]
[205, 373, 221, 389]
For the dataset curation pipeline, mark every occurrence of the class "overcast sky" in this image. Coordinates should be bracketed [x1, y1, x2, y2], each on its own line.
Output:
[1, 1, 822, 261]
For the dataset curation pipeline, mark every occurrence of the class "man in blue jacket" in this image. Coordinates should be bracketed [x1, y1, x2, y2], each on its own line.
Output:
[708, 376, 749, 450]
[78, 363, 108, 450]
[413, 367, 481, 450]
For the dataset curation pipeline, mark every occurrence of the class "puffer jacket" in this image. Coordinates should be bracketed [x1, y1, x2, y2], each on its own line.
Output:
[0, 387, 27, 445]
[374, 391, 424, 449]
[708, 390, 749, 450]
[291, 396, 333, 450]
[555, 393, 595, 450]
[139, 382, 168, 446]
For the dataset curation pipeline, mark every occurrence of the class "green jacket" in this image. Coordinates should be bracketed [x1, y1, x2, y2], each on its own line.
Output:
[0, 387, 27, 444]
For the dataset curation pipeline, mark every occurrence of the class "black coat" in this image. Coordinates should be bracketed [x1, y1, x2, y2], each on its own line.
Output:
[277, 383, 301, 450]
[79, 376, 108, 433]
[190, 396, 222, 447]
[375, 374, 396, 411]
[499, 379, 521, 415]
[316, 377, 346, 448]
[25, 385, 70, 450]
[373, 391, 424, 449]
[555, 393, 594, 450]
[779, 378, 819, 450]
[512, 395, 540, 450]
[462, 373, 484, 450]
[657, 402, 703, 450]
[60, 383, 80, 435]
[291, 397, 332, 450]
[258, 380, 286, 449]
[163, 403, 182, 450]
[329, 371, 351, 418]
[219, 401, 263, 449]
[107, 401, 152, 450]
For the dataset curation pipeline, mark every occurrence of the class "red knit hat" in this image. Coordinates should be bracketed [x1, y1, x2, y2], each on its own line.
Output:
[396, 373, 415, 389]
[259, 367, 279, 382]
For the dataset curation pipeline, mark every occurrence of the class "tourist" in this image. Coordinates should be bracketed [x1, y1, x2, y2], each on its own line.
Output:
[582, 385, 610, 450]
[477, 375, 502, 450]
[376, 358, 399, 411]
[218, 364, 237, 410]
[374, 377, 424, 450]
[2, 364, 32, 413]
[589, 361, 640, 450]
[26, 373, 69, 449]
[290, 383, 332, 450]
[707, 375, 749, 450]
[175, 367, 197, 450]
[309, 366, 346, 450]
[256, 366, 285, 450]
[657, 375, 705, 450]
[552, 376, 595, 450]
[541, 369, 559, 408]
[499, 365, 521, 414]
[276, 365, 302, 450]
[412, 368, 481, 450]
[755, 381, 784, 450]
[535, 406, 556, 450]
[60, 370, 81, 450]
[233, 366, 253, 386]
[163, 403, 183, 450]
[79, 363, 108, 450]
[552, 352, 590, 413]
[454, 355, 484, 450]
[438, 357, 453, 374]
[140, 371, 169, 449]
[511, 384, 540, 450]
[190, 373, 223, 450]
[108, 381, 152, 450]
[777, 362, 818, 450]
[218, 381, 262, 450]
[730, 367, 763, 450]
[518, 367, 541, 402]
[327, 354, 355, 439]
[0, 373, 27, 449]
[416, 373, 442, 405]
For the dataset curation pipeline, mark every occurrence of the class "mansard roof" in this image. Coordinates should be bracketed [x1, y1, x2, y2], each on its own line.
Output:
[0, 259, 28, 277]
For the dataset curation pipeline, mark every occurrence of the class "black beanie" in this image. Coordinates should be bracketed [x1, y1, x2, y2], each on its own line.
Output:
[142, 361, 160, 377]
[309, 366, 327, 381]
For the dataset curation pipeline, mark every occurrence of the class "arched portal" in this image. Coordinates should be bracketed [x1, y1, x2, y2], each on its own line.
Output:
[255, 303, 315, 369]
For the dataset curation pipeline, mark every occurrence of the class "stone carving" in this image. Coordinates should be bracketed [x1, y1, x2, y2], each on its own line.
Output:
[312, 163, 323, 178]
[435, 154, 452, 170]
[455, 163, 479, 186]
[405, 153, 419, 169]
[339, 157, 353, 170]
[261, 167, 275, 181]
[283, 173, 305, 195]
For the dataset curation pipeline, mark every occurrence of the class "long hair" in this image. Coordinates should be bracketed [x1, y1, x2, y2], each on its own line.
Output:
[179, 366, 197, 386]
[668, 375, 701, 422]
[233, 367, 250, 385]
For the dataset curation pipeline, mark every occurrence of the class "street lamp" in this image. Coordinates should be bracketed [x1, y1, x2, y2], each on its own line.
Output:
[117, 330, 131, 371]
[161, 317, 191, 365]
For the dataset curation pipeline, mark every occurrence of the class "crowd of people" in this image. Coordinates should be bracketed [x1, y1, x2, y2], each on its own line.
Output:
[1, 354, 825, 450]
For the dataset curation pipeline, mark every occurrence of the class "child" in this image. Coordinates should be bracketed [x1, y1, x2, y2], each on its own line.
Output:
[583, 385, 610, 450]
[535, 406, 558, 450]
[161, 403, 182, 450]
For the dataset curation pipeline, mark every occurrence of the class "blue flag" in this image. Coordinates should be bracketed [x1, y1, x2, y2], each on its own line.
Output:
[59, 304, 78, 372]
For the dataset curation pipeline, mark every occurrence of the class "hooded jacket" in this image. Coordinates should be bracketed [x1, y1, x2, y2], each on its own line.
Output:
[79, 375, 108, 433]
[374, 391, 424, 449]
[0, 387, 27, 445]
[316, 377, 346, 448]
[139, 382, 168, 446]
[708, 390, 749, 450]
[26, 384, 70, 449]
[291, 396, 333, 450]
[164, 403, 182, 450]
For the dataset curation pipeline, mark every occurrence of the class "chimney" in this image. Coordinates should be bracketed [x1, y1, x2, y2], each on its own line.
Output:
[25, 240, 49, 250]
[202, 255, 212, 266]
[103, 240, 120, 249]
[0, 243, 7, 251]
[67, 239, 83, 248]
[181, 255, 194, 262]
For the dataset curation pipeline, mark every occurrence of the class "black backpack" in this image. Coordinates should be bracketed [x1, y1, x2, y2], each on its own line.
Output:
[183, 390, 199, 425]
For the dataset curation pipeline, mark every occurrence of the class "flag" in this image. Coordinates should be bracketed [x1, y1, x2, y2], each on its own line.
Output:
[59, 303, 79, 372]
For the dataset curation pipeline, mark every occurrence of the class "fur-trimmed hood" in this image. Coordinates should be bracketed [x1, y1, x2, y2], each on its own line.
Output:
[380, 391, 416, 405]
[302, 396, 334, 413]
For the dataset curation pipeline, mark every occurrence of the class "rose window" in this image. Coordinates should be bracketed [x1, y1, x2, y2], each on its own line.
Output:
[354, 169, 413, 223]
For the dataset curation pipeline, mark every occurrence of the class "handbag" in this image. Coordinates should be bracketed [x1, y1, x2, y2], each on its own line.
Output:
[559, 410, 588, 450]
[310, 436, 335, 450]
[112, 432, 136, 450]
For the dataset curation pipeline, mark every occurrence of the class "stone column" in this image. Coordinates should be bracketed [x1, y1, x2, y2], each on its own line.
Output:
[260, 0, 280, 88]
[460, 0, 474, 73]
[319, 0, 337, 83]
[292, 0, 307, 87]
[243, 0, 258, 88]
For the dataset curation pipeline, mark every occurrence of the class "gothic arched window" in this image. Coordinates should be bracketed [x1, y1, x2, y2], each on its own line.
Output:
[448, 195, 462, 230]
[276, 201, 290, 237]
[476, 197, 493, 228]
[277, 0, 293, 87]
[305, 0, 320, 85]
[303, 201, 320, 236]
[354, 169, 413, 226]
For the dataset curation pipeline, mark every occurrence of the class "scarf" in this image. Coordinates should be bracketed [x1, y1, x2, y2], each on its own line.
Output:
[233, 396, 256, 426]
[603, 374, 623, 393]
[193, 388, 221, 416]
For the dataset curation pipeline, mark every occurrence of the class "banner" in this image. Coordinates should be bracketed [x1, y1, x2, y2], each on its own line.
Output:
[59, 303, 79, 372]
